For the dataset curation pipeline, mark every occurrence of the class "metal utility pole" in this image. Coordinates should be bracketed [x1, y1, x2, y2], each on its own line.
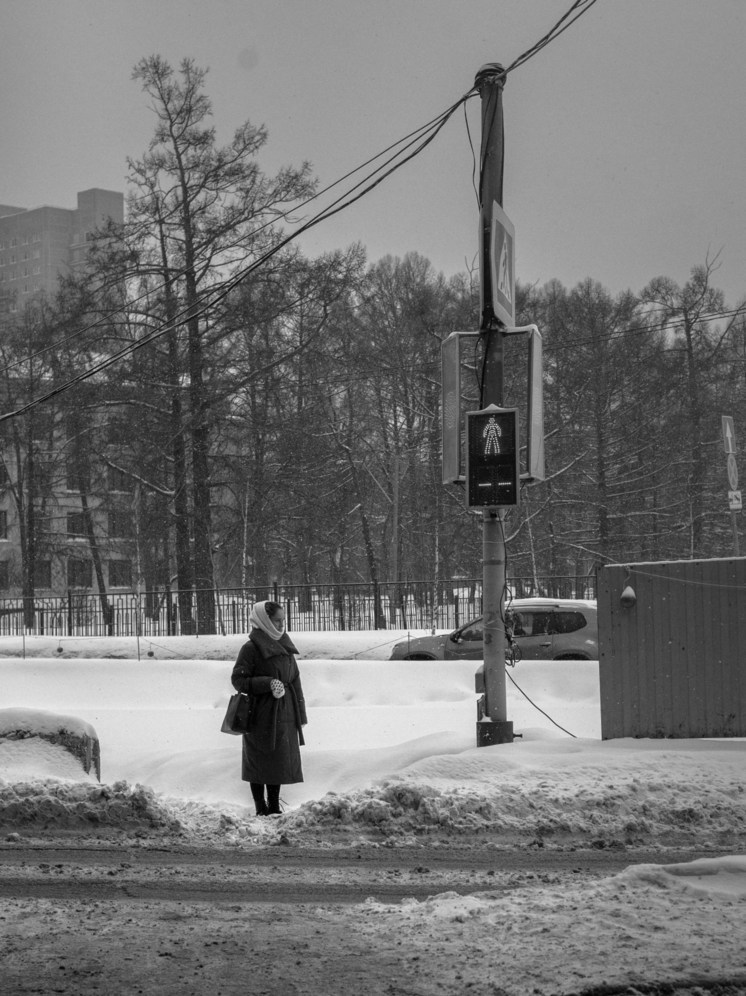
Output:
[475, 63, 513, 746]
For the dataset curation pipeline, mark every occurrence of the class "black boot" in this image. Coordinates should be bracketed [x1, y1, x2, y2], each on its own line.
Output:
[250, 782, 269, 816]
[266, 784, 282, 816]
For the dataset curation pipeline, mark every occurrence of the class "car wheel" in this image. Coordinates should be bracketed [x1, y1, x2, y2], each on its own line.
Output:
[553, 653, 588, 660]
[404, 653, 438, 661]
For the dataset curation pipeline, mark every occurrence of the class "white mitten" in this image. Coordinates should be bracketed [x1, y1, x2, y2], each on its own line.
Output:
[270, 678, 285, 699]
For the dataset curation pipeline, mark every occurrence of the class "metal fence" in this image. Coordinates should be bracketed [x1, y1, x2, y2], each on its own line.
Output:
[0, 575, 597, 638]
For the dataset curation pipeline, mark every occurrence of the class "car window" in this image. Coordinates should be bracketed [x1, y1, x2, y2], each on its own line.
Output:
[508, 611, 526, 636]
[511, 610, 552, 637]
[458, 620, 483, 642]
[552, 610, 588, 634]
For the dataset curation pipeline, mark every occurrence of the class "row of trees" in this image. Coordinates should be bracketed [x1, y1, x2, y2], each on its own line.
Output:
[1, 57, 744, 631]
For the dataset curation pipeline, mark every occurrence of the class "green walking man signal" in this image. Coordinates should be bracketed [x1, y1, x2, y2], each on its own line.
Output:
[465, 405, 520, 508]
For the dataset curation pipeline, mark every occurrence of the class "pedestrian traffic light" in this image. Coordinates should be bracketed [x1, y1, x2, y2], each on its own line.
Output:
[465, 405, 520, 508]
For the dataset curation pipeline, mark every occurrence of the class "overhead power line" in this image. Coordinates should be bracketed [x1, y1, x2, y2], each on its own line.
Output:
[2, 95, 466, 378]
[504, 0, 600, 75]
[0, 96, 470, 423]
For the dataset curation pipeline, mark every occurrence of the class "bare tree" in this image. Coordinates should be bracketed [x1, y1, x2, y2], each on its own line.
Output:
[642, 258, 736, 556]
[128, 55, 315, 631]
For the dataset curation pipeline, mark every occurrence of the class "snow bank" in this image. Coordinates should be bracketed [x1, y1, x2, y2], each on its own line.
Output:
[0, 629, 415, 662]
[281, 731, 746, 849]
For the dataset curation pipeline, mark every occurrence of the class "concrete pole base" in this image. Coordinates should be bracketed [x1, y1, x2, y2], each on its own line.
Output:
[476, 719, 514, 746]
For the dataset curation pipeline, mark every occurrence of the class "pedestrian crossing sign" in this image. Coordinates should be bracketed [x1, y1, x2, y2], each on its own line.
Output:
[489, 201, 515, 327]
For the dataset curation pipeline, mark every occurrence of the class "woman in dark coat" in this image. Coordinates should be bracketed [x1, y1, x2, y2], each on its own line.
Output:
[231, 600, 307, 816]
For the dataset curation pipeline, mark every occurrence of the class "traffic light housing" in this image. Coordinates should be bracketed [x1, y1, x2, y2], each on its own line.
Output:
[465, 405, 520, 508]
[441, 330, 479, 484]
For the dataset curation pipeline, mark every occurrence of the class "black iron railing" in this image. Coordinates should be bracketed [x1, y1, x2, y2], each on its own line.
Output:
[0, 576, 597, 638]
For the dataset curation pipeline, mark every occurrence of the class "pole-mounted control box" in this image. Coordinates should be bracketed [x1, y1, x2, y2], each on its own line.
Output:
[465, 404, 520, 508]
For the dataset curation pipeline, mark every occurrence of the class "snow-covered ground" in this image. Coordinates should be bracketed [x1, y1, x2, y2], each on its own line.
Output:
[1, 628, 744, 849]
[1, 629, 745, 993]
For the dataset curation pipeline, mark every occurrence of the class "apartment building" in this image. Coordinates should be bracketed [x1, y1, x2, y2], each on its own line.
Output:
[0, 188, 123, 313]
[0, 188, 129, 602]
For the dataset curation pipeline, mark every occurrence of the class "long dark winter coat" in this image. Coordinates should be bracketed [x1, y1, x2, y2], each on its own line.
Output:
[231, 628, 307, 785]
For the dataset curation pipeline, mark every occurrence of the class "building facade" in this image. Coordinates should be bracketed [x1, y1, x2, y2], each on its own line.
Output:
[0, 188, 123, 314]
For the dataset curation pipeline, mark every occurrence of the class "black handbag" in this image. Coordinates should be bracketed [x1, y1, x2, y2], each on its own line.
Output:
[220, 692, 252, 735]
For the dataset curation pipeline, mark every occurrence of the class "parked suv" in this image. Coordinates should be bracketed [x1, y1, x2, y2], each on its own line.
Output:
[389, 598, 598, 661]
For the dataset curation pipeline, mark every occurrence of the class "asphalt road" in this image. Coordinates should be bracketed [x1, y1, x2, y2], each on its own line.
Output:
[1, 842, 744, 996]
[0, 842, 729, 905]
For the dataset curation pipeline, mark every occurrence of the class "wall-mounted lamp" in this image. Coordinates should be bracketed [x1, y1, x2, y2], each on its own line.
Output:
[620, 567, 636, 608]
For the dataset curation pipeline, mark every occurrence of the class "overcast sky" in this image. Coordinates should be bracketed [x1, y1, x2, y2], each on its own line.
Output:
[3, 0, 745, 306]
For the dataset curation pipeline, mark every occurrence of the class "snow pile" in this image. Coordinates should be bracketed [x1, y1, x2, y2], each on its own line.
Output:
[0, 771, 179, 832]
[279, 732, 746, 848]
